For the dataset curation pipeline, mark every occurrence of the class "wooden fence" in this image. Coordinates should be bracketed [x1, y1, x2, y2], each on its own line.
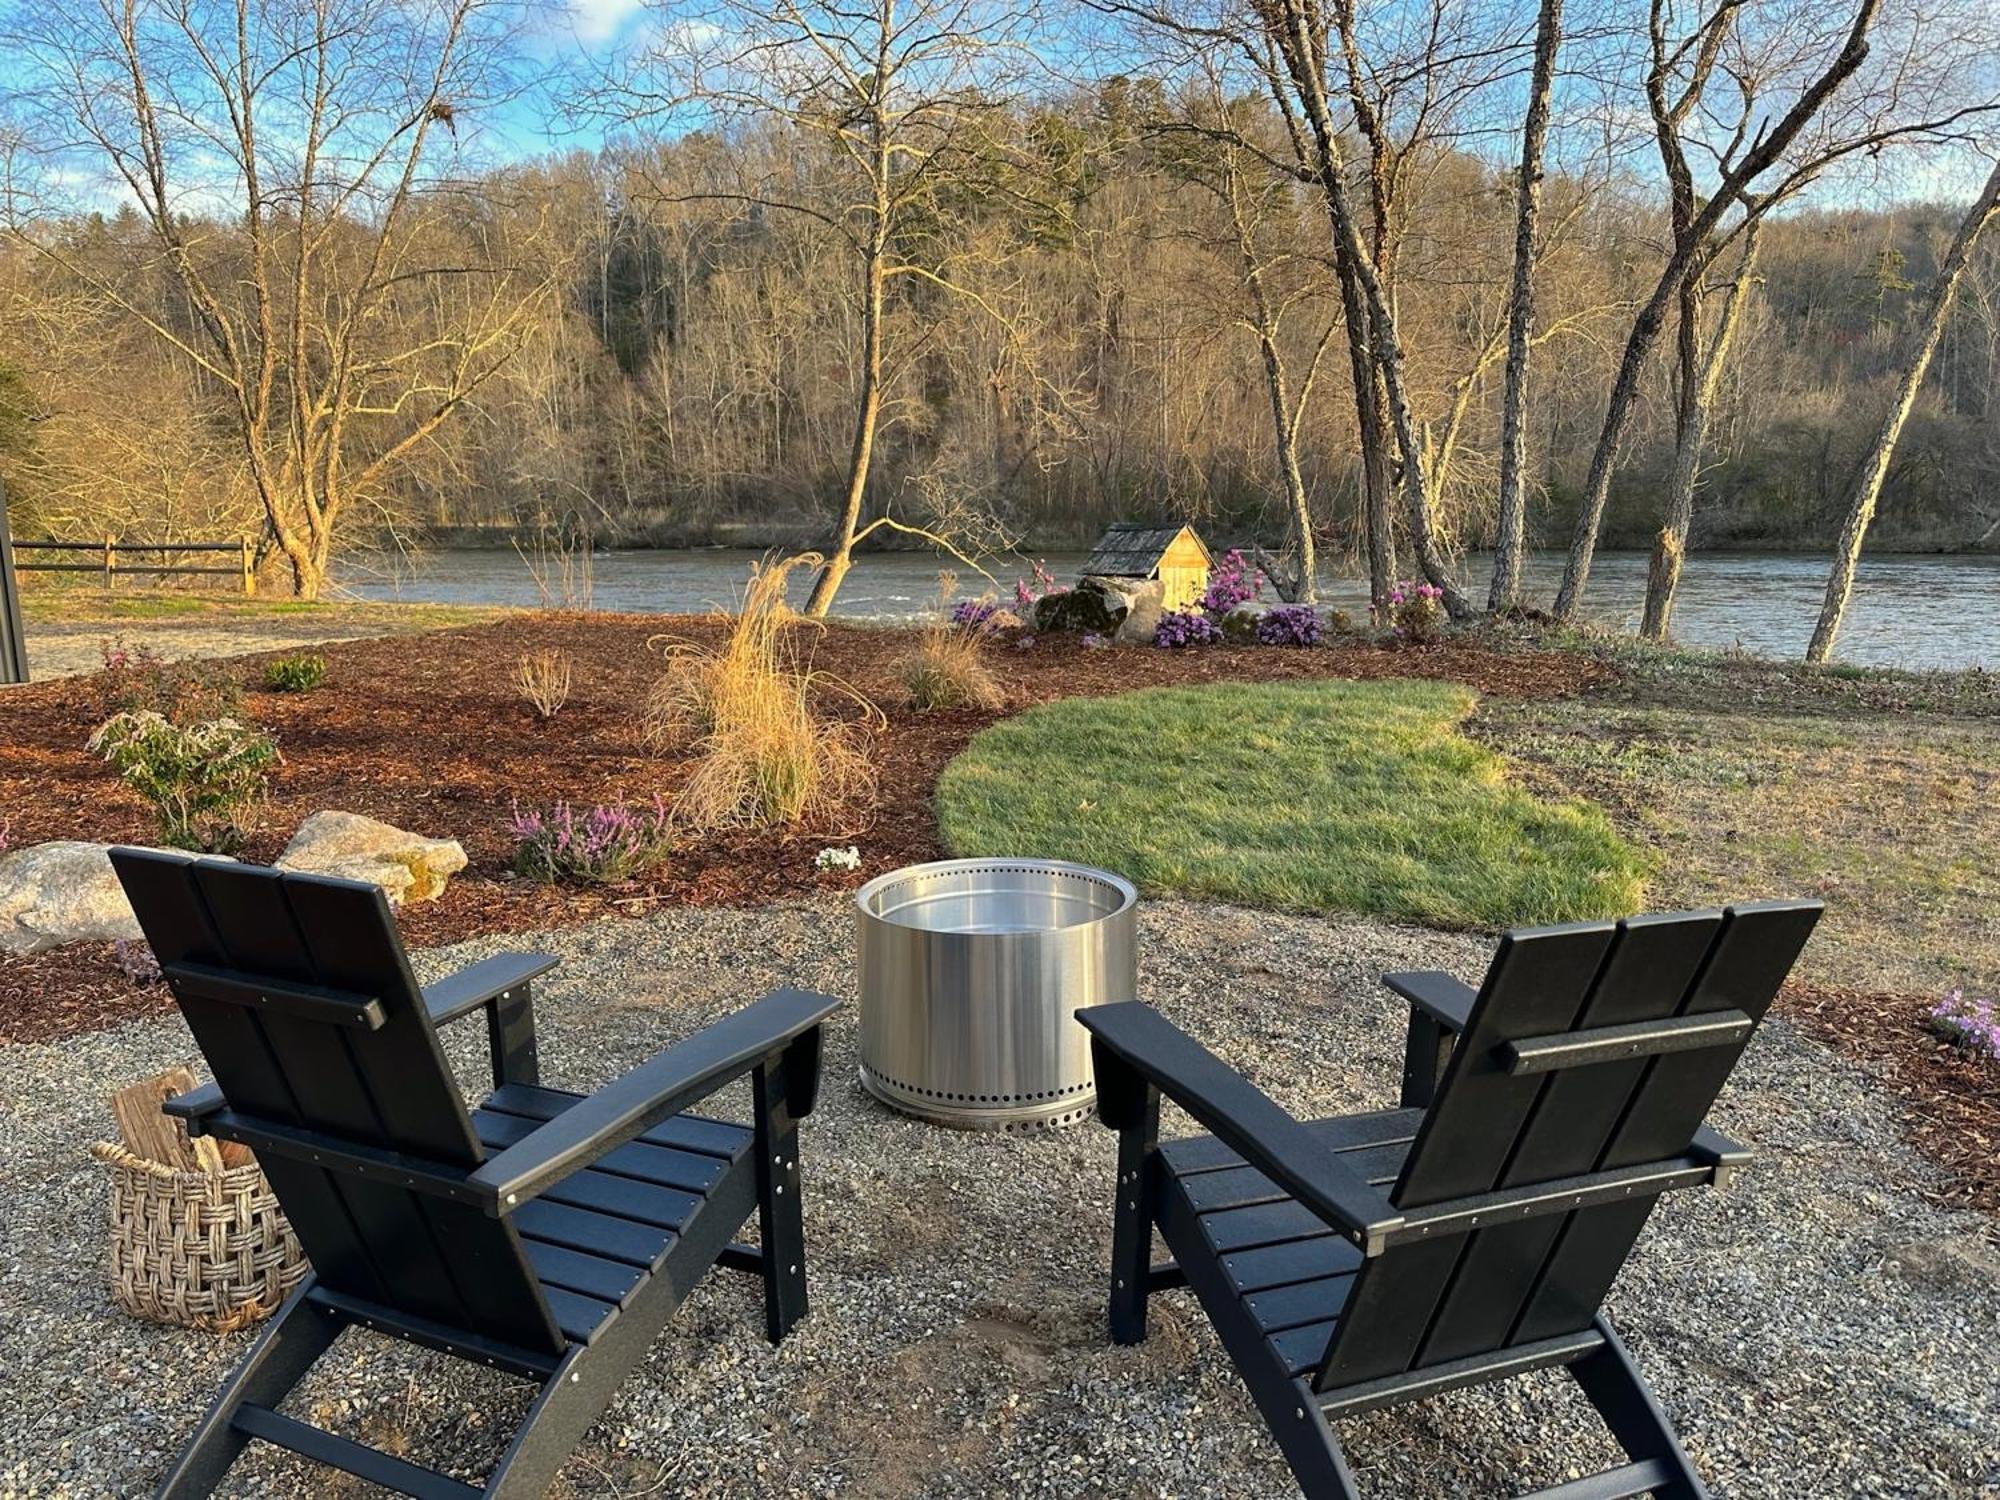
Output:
[10, 537, 259, 596]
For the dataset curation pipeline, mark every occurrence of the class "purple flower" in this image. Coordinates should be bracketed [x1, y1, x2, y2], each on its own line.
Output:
[1199, 549, 1263, 617]
[1929, 989, 2000, 1062]
[1154, 609, 1223, 649]
[1256, 605, 1322, 648]
[511, 796, 672, 884]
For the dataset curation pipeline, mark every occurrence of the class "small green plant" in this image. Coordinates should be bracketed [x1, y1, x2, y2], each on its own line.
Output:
[88, 711, 279, 853]
[261, 653, 328, 693]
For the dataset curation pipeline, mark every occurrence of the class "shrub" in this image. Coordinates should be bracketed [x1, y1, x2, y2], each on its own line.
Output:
[1012, 560, 1069, 614]
[261, 653, 327, 693]
[951, 597, 1001, 632]
[113, 939, 163, 986]
[1154, 608, 1222, 648]
[902, 573, 1006, 711]
[1928, 990, 2000, 1062]
[88, 710, 279, 852]
[510, 798, 672, 884]
[1199, 549, 1264, 616]
[1390, 581, 1447, 645]
[645, 554, 878, 830]
[1256, 605, 1323, 647]
[1327, 609, 1356, 635]
[99, 638, 241, 723]
[514, 648, 574, 718]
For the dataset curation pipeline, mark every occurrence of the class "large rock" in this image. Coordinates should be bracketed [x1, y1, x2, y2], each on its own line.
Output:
[1033, 577, 1132, 634]
[1113, 579, 1167, 645]
[277, 812, 466, 905]
[1220, 600, 1273, 643]
[0, 841, 234, 954]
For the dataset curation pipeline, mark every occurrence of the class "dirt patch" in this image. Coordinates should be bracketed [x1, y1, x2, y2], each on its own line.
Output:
[1780, 982, 2000, 1218]
[0, 613, 1607, 1043]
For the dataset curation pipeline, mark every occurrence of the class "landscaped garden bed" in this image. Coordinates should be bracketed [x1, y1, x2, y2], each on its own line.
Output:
[0, 610, 1607, 1041]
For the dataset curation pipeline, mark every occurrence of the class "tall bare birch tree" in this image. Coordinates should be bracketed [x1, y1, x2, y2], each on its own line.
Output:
[617, 0, 1045, 616]
[11, 0, 551, 598]
[1489, 0, 1563, 613]
[1807, 153, 2000, 663]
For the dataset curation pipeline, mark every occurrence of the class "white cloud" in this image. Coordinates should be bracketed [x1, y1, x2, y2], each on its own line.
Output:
[568, 0, 646, 46]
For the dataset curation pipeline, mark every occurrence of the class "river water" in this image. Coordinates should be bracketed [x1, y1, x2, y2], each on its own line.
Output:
[336, 547, 2000, 672]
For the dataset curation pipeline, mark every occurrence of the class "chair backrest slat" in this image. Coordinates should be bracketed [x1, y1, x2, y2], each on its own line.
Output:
[113, 849, 564, 1355]
[1314, 902, 1819, 1393]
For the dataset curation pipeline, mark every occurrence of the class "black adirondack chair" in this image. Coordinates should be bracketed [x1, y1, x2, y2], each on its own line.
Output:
[110, 848, 840, 1500]
[1079, 901, 1821, 1500]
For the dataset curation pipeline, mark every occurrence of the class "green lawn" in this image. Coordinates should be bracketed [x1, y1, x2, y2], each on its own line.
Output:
[936, 679, 1646, 929]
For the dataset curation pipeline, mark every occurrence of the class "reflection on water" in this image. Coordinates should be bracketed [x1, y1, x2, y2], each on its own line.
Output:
[336, 546, 2000, 672]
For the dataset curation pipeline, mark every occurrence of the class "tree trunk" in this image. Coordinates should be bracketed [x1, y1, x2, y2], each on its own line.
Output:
[1330, 229, 1393, 617]
[1270, 0, 1470, 618]
[1641, 231, 1759, 639]
[1489, 0, 1562, 615]
[804, 217, 887, 618]
[1808, 157, 2000, 664]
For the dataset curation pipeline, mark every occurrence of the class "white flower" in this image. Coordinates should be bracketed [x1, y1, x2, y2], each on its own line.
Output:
[814, 845, 861, 872]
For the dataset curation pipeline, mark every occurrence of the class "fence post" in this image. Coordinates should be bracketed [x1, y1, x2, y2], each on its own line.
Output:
[240, 537, 257, 597]
[0, 478, 29, 685]
[104, 535, 117, 589]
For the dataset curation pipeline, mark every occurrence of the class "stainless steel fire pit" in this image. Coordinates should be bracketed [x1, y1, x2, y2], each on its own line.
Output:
[855, 858, 1138, 1131]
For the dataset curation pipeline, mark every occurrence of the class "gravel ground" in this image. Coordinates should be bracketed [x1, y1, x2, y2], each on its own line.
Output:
[2, 897, 1995, 1499]
[21, 614, 450, 679]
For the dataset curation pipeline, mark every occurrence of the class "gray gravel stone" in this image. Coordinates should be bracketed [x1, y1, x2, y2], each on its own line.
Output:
[2, 897, 1993, 1497]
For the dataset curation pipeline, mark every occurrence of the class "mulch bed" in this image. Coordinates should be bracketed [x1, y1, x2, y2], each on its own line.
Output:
[1781, 983, 2000, 1218]
[0, 613, 1607, 1043]
[6, 611, 1996, 1219]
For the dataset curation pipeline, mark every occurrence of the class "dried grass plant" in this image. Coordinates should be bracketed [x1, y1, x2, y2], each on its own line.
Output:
[900, 572, 1005, 712]
[645, 554, 881, 830]
[514, 648, 573, 718]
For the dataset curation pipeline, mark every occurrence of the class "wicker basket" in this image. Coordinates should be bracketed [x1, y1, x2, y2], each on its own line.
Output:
[90, 1142, 308, 1333]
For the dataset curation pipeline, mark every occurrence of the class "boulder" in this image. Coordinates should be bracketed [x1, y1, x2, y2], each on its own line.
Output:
[1033, 577, 1132, 634]
[277, 812, 466, 905]
[1112, 579, 1167, 645]
[0, 841, 234, 954]
[1220, 600, 1273, 642]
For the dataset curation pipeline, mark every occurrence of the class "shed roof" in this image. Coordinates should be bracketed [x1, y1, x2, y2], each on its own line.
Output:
[1081, 522, 1212, 578]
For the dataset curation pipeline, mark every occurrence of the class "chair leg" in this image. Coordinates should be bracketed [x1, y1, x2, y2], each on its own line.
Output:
[1107, 1088, 1161, 1346]
[1567, 1317, 1710, 1500]
[155, 1280, 342, 1499]
[753, 1054, 809, 1345]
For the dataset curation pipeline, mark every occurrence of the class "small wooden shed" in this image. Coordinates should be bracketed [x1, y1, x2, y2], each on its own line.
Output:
[1082, 522, 1212, 611]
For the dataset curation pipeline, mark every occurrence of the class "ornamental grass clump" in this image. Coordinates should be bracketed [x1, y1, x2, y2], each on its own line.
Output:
[88, 710, 278, 853]
[644, 554, 879, 830]
[1256, 605, 1322, 647]
[902, 573, 1006, 712]
[1928, 990, 2000, 1062]
[509, 798, 672, 884]
[514, 648, 574, 718]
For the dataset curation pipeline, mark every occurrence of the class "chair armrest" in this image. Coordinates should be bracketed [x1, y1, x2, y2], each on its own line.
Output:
[1079, 1002, 1402, 1257]
[469, 987, 841, 1214]
[1383, 971, 1478, 1034]
[161, 1081, 226, 1131]
[1690, 1124, 1753, 1188]
[424, 952, 559, 1026]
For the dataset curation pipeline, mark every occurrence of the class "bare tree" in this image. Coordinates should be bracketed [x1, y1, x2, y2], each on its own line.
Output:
[614, 0, 1050, 615]
[1808, 152, 2000, 663]
[10, 0, 553, 598]
[1553, 0, 2000, 622]
[1489, 0, 1563, 613]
